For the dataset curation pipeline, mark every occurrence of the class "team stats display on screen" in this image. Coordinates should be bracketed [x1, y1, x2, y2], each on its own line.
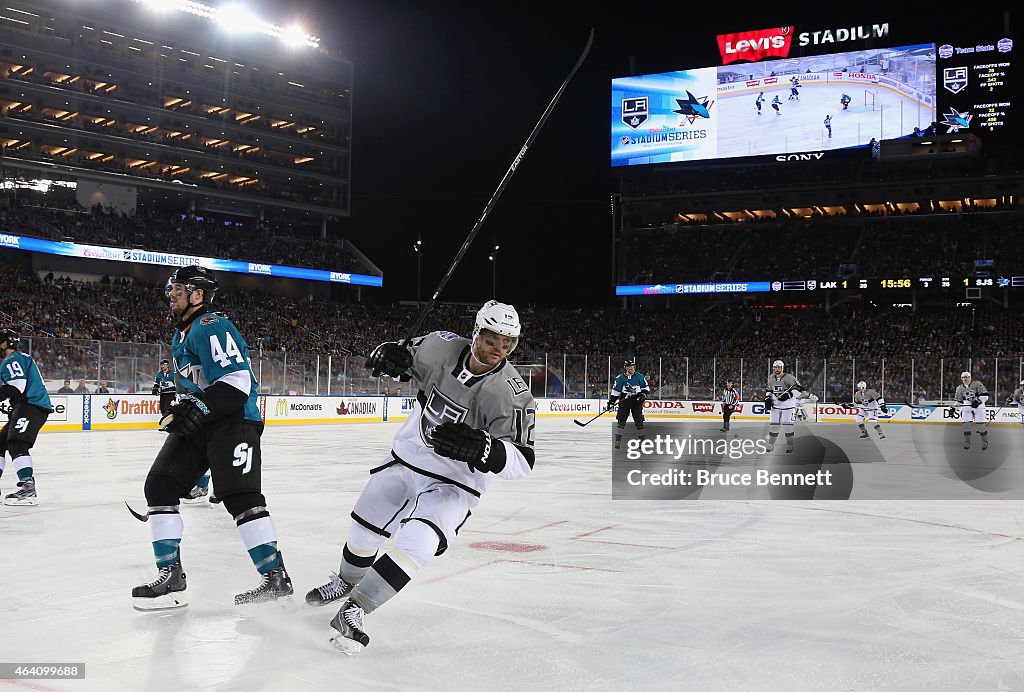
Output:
[611, 43, 936, 166]
[936, 36, 1014, 140]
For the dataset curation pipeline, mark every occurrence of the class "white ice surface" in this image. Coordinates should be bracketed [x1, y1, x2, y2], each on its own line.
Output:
[2, 419, 1022, 691]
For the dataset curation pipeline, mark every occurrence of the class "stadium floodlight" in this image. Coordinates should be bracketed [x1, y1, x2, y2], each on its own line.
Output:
[281, 24, 310, 48]
[130, 0, 319, 48]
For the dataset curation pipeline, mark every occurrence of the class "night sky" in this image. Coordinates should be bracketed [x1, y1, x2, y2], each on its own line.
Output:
[246, 4, 1014, 309]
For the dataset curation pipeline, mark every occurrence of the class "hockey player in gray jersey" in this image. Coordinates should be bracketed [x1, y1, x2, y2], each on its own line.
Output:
[764, 360, 808, 453]
[306, 300, 536, 654]
[1005, 380, 1024, 426]
[853, 381, 887, 440]
[952, 371, 989, 450]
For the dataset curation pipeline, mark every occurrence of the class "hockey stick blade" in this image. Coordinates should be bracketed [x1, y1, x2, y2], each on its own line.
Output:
[125, 501, 149, 523]
[405, 28, 595, 339]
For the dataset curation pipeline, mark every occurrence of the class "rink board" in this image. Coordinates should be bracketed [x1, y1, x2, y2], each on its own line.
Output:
[14, 395, 1022, 433]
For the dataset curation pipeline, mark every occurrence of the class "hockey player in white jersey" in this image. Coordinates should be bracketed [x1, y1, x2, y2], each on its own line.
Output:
[852, 381, 887, 439]
[952, 371, 989, 450]
[1005, 380, 1024, 425]
[764, 360, 807, 453]
[306, 300, 536, 654]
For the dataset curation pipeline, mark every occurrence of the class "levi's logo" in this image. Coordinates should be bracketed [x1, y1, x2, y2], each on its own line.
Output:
[716, 27, 794, 65]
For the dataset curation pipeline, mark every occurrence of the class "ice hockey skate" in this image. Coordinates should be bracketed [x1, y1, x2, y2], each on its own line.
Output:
[132, 561, 187, 610]
[181, 485, 208, 505]
[328, 599, 369, 654]
[234, 561, 294, 605]
[305, 572, 354, 607]
[4, 478, 38, 506]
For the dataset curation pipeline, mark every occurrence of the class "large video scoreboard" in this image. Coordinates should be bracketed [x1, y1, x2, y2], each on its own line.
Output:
[611, 18, 1014, 167]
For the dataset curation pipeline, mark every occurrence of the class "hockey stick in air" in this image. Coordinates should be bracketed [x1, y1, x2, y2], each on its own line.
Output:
[404, 28, 595, 340]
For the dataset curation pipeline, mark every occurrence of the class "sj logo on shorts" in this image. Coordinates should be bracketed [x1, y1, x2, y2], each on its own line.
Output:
[420, 386, 468, 448]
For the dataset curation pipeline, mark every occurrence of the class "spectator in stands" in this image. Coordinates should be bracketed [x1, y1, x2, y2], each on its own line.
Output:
[96, 379, 110, 394]
[57, 379, 74, 393]
[75, 378, 90, 393]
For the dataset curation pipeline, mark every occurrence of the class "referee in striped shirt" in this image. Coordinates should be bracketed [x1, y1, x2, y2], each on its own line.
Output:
[721, 381, 739, 432]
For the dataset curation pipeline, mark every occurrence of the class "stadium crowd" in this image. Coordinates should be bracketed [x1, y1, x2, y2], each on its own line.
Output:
[0, 199, 370, 274]
[1, 265, 1020, 403]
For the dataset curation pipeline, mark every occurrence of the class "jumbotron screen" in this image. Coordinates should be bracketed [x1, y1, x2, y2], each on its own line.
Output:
[611, 43, 936, 166]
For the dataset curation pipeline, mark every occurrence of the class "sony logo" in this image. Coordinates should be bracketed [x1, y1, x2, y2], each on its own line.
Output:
[775, 152, 825, 162]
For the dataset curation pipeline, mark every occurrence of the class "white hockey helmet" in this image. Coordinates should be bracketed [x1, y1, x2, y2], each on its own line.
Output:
[857, 381, 867, 390]
[473, 300, 520, 354]
[960, 371, 971, 379]
[1020, 379, 1024, 387]
[772, 359, 784, 368]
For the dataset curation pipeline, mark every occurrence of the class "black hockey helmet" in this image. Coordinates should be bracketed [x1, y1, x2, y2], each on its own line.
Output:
[166, 265, 218, 302]
[623, 358, 636, 370]
[0, 328, 21, 350]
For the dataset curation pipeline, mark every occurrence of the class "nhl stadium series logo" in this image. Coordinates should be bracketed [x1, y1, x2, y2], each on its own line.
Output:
[938, 44, 953, 59]
[621, 97, 649, 130]
[943, 66, 967, 94]
[997, 38, 1013, 53]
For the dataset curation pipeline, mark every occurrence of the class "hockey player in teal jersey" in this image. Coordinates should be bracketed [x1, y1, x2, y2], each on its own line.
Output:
[152, 359, 176, 414]
[0, 329, 52, 506]
[608, 358, 651, 449]
[131, 265, 292, 610]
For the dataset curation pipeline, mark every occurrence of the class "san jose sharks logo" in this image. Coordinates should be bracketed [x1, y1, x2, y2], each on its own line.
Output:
[942, 107, 972, 133]
[673, 91, 713, 125]
[621, 96, 648, 130]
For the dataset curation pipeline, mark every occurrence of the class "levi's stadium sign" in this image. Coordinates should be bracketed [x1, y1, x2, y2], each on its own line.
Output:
[717, 27, 794, 65]
[717, 22, 891, 64]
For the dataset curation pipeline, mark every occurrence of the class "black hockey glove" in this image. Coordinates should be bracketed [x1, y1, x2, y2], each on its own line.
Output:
[970, 398, 981, 409]
[0, 383, 19, 404]
[431, 421, 506, 474]
[152, 384, 160, 396]
[635, 392, 647, 403]
[777, 391, 792, 402]
[763, 394, 773, 410]
[946, 406, 958, 417]
[880, 404, 889, 414]
[365, 341, 413, 379]
[160, 393, 211, 437]
[606, 396, 619, 410]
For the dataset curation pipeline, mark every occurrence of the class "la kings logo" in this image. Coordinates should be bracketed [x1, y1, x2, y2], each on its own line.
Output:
[420, 385, 468, 448]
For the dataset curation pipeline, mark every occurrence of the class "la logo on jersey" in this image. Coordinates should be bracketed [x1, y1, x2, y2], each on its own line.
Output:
[419, 386, 468, 448]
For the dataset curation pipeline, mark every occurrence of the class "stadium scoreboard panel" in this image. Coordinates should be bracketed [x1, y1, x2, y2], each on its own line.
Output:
[611, 16, 1016, 167]
[617, 275, 1024, 296]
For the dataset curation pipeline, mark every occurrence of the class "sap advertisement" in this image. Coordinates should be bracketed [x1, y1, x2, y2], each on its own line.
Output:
[611, 43, 936, 166]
